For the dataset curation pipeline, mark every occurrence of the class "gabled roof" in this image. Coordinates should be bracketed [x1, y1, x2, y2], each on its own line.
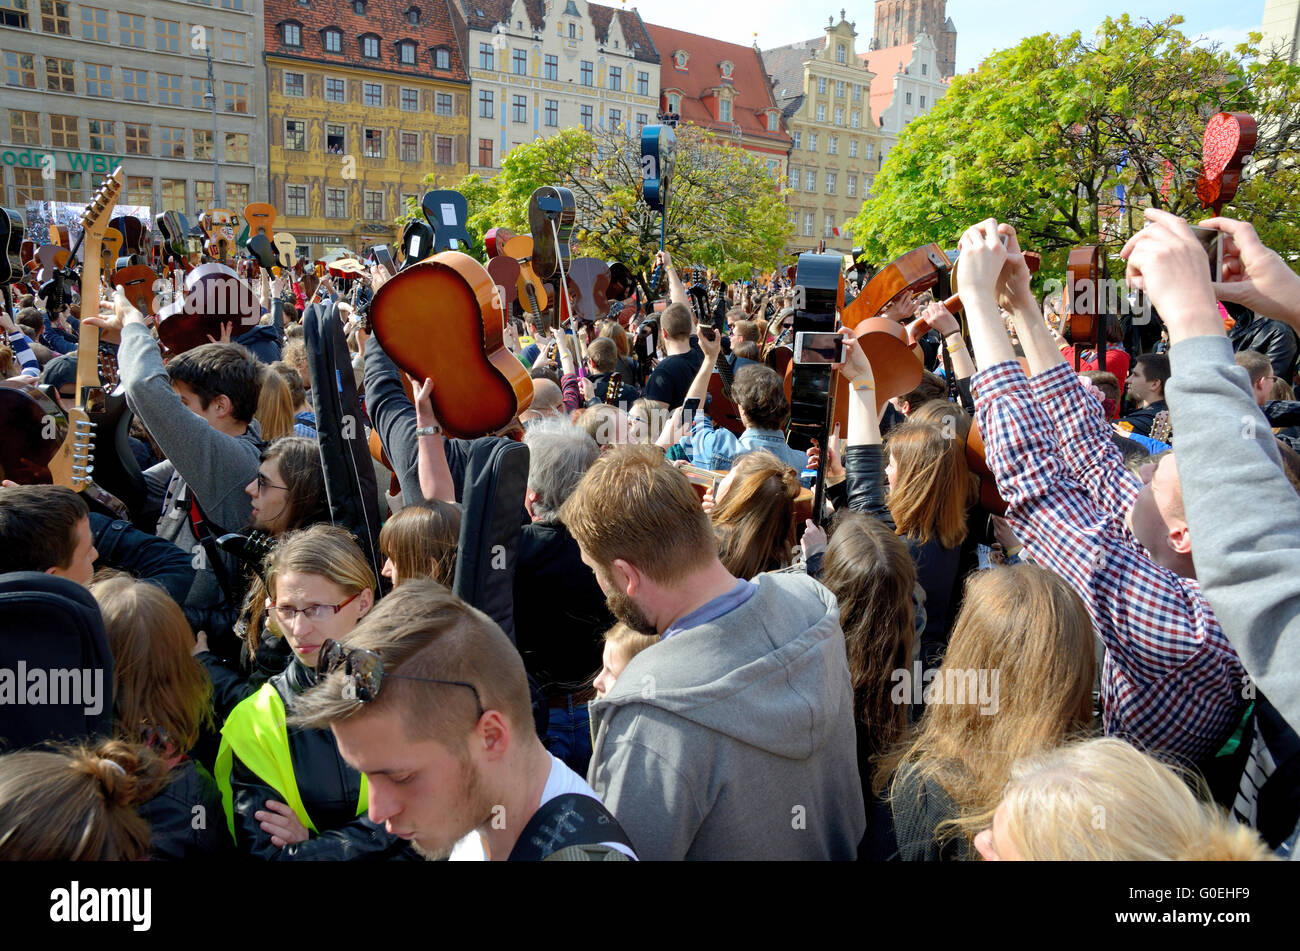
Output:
[458, 0, 659, 64]
[860, 41, 913, 122]
[266, 0, 467, 80]
[645, 22, 791, 146]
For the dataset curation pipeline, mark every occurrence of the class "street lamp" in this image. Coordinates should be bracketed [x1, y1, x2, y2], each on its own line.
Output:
[204, 45, 220, 208]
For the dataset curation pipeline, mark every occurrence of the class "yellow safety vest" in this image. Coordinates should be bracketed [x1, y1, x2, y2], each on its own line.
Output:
[214, 683, 368, 841]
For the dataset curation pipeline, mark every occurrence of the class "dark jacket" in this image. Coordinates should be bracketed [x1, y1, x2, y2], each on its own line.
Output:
[90, 512, 196, 608]
[588, 371, 641, 408]
[223, 658, 412, 860]
[862, 764, 972, 861]
[140, 758, 230, 860]
[1230, 310, 1300, 381]
[1121, 399, 1168, 439]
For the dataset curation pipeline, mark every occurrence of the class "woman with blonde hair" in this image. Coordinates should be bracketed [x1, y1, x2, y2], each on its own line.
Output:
[866, 563, 1097, 860]
[378, 500, 461, 587]
[254, 367, 296, 443]
[975, 738, 1274, 861]
[0, 739, 171, 860]
[599, 320, 639, 381]
[627, 397, 668, 445]
[704, 450, 801, 580]
[91, 574, 227, 858]
[213, 525, 408, 860]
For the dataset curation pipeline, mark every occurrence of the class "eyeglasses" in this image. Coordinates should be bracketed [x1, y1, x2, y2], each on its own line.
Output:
[317, 639, 485, 716]
[256, 471, 290, 492]
[272, 590, 362, 624]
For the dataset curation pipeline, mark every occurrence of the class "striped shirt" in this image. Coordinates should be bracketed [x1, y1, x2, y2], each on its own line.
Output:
[974, 360, 1246, 763]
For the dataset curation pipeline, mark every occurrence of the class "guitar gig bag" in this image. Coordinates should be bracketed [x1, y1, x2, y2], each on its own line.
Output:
[304, 303, 383, 580]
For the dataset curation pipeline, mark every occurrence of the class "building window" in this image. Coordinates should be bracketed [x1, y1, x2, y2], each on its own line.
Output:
[285, 184, 307, 217]
[580, 60, 592, 86]
[851, 110, 859, 129]
[406, 6, 419, 25]
[435, 47, 450, 70]
[399, 41, 416, 65]
[479, 43, 493, 70]
[478, 138, 492, 166]
[124, 122, 150, 155]
[544, 99, 557, 126]
[87, 118, 114, 152]
[9, 110, 39, 145]
[118, 11, 144, 47]
[609, 108, 620, 132]
[85, 63, 111, 98]
[512, 49, 526, 74]
[579, 104, 592, 130]
[921, 63, 928, 76]
[364, 190, 383, 220]
[127, 176, 151, 206]
[4, 52, 35, 88]
[194, 181, 214, 208]
[834, 107, 843, 125]
[285, 119, 305, 150]
[804, 170, 815, 191]
[836, 80, 845, 98]
[49, 114, 77, 149]
[808, 133, 818, 151]
[543, 54, 558, 80]
[436, 92, 452, 116]
[0, 0, 29, 29]
[323, 29, 341, 53]
[225, 183, 248, 209]
[40, 0, 69, 34]
[54, 172, 83, 203]
[824, 214, 834, 238]
[636, 112, 648, 130]
[667, 93, 680, 113]
[363, 128, 382, 157]
[161, 179, 186, 213]
[479, 89, 493, 118]
[512, 95, 526, 123]
[283, 72, 304, 97]
[436, 135, 452, 164]
[828, 135, 837, 155]
[803, 212, 813, 237]
[224, 82, 248, 113]
[161, 126, 185, 157]
[817, 76, 826, 94]
[326, 124, 344, 151]
[46, 57, 75, 93]
[719, 98, 731, 122]
[905, 92, 912, 105]
[190, 77, 207, 108]
[193, 129, 213, 160]
[352, 0, 365, 13]
[362, 35, 379, 59]
[81, 5, 107, 41]
[865, 143, 875, 160]
[920, 95, 926, 108]
[325, 77, 345, 102]
[222, 0, 247, 10]
[326, 187, 346, 218]
[637, 71, 649, 96]
[14, 168, 42, 204]
[400, 131, 418, 161]
[609, 66, 621, 91]
[222, 29, 246, 61]
[569, 21, 576, 39]
[121, 68, 148, 101]
[767, 112, 778, 132]
[836, 43, 845, 64]
[225, 132, 249, 163]
[400, 87, 418, 111]
[363, 82, 383, 107]
[826, 172, 836, 194]
[155, 72, 181, 106]
[847, 174, 857, 197]
[848, 138, 857, 158]
[791, 130, 801, 149]
[816, 104, 825, 122]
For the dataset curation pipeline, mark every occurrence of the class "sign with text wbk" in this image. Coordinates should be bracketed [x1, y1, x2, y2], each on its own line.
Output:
[0, 146, 124, 174]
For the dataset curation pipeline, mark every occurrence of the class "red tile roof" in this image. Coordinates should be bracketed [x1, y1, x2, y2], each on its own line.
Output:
[860, 42, 912, 123]
[265, 0, 468, 81]
[644, 22, 791, 148]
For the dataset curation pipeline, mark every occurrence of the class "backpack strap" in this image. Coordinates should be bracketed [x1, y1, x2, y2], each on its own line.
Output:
[507, 794, 636, 862]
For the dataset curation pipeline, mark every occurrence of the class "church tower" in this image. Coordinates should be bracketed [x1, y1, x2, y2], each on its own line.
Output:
[871, 0, 957, 78]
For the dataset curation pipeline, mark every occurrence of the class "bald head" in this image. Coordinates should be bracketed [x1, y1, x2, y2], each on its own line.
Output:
[530, 378, 564, 417]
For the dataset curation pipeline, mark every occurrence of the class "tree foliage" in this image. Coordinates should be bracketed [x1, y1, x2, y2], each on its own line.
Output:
[400, 125, 793, 284]
[845, 16, 1300, 281]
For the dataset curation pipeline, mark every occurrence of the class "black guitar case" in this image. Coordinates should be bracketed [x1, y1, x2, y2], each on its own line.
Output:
[88, 387, 149, 530]
[0, 572, 114, 751]
[304, 302, 383, 580]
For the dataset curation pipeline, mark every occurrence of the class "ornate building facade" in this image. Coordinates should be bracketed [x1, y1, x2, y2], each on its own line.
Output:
[870, 0, 955, 79]
[264, 0, 469, 258]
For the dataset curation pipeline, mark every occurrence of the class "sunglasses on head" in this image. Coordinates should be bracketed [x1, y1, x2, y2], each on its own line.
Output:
[316, 639, 485, 717]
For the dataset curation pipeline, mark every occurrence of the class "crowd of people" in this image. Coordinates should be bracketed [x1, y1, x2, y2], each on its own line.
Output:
[2, 207, 1299, 864]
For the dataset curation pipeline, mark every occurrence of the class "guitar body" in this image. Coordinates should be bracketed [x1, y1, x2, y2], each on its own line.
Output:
[156, 262, 259, 355]
[1197, 112, 1257, 214]
[367, 251, 534, 438]
[36, 244, 70, 281]
[246, 233, 276, 270]
[842, 244, 951, 330]
[0, 206, 25, 285]
[486, 256, 521, 315]
[100, 228, 123, 266]
[640, 125, 676, 213]
[109, 215, 148, 256]
[502, 234, 550, 325]
[0, 380, 67, 484]
[271, 231, 296, 273]
[112, 264, 160, 317]
[607, 261, 635, 303]
[243, 203, 276, 242]
[527, 186, 576, 280]
[568, 258, 611, 322]
[484, 227, 517, 259]
[157, 211, 190, 262]
[1065, 246, 1105, 371]
[400, 220, 434, 268]
[706, 373, 745, 436]
[421, 190, 472, 252]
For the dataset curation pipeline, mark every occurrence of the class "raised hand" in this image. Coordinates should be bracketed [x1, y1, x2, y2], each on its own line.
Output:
[833, 325, 873, 383]
[206, 321, 234, 344]
[908, 300, 961, 347]
[957, 219, 1008, 302]
[697, 325, 722, 361]
[994, 223, 1034, 312]
[1120, 209, 1222, 345]
[1199, 215, 1300, 328]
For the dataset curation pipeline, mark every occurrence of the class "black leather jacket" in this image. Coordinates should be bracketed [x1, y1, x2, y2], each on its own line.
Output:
[1229, 310, 1300, 381]
[139, 758, 230, 860]
[227, 658, 414, 861]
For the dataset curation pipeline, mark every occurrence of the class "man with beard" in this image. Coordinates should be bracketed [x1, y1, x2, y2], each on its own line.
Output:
[560, 445, 865, 860]
[292, 581, 635, 861]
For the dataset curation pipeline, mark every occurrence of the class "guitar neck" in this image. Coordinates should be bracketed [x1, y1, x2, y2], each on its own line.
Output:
[76, 250, 103, 394]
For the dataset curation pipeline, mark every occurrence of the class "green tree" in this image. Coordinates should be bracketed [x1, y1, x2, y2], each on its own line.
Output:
[400, 125, 793, 285]
[846, 16, 1300, 281]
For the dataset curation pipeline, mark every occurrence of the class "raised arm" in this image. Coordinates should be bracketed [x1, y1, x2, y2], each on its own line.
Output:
[412, 376, 455, 504]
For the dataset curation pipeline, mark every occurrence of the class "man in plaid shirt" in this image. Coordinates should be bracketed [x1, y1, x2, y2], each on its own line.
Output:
[958, 220, 1247, 767]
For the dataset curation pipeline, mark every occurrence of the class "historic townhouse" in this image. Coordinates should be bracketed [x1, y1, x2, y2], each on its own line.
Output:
[0, 0, 265, 219]
[265, 0, 469, 258]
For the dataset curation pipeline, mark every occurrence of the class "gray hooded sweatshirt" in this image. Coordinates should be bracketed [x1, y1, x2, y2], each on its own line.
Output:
[587, 571, 865, 860]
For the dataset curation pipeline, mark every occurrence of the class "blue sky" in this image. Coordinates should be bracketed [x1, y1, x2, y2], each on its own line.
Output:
[631, 0, 1269, 73]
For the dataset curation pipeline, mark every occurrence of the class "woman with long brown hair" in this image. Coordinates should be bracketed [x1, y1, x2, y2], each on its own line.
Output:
[254, 367, 296, 443]
[867, 563, 1097, 860]
[378, 500, 461, 588]
[90, 574, 228, 858]
[704, 450, 800, 580]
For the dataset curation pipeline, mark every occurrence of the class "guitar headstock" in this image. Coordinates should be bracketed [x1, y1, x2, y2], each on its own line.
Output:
[80, 167, 125, 247]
